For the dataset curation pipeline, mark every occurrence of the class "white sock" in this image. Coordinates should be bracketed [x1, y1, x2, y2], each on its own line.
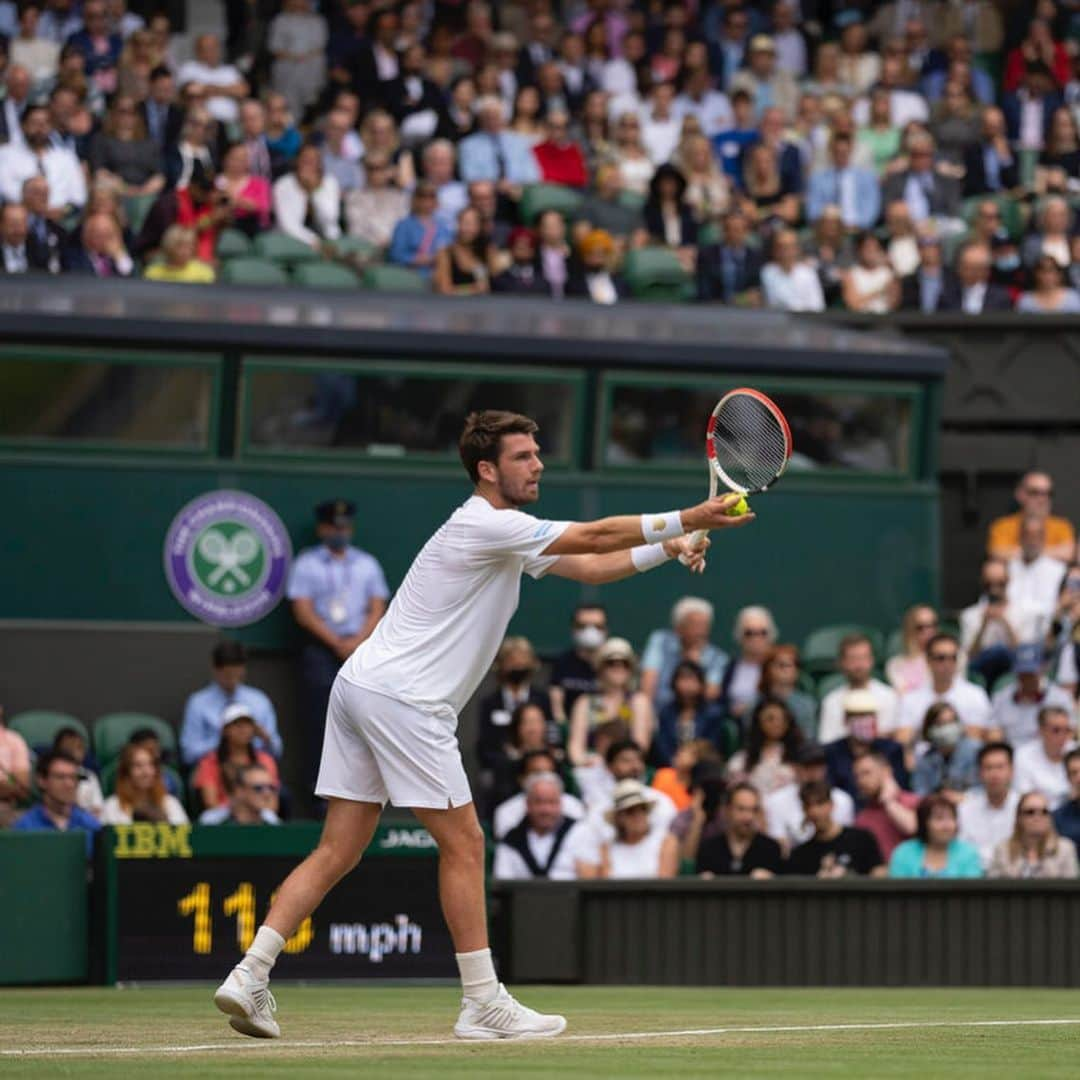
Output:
[456, 947, 499, 1005]
[241, 926, 285, 981]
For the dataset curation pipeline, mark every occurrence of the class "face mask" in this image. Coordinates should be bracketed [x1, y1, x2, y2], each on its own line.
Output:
[849, 716, 877, 742]
[504, 667, 532, 685]
[929, 721, 962, 750]
[994, 252, 1019, 271]
[574, 625, 606, 650]
[324, 533, 349, 552]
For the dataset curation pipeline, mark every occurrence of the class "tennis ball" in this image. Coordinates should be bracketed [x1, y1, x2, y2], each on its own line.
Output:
[725, 496, 750, 517]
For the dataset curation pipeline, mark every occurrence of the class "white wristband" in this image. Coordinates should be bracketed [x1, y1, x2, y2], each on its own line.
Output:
[641, 510, 684, 543]
[631, 543, 672, 572]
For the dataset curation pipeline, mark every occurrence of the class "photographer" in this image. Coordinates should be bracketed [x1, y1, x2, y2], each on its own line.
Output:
[959, 558, 1022, 690]
[1049, 565, 1080, 698]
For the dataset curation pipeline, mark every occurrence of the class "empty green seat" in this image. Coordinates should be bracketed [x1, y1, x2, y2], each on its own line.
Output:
[520, 183, 586, 225]
[94, 712, 177, 766]
[362, 264, 429, 292]
[216, 228, 252, 259]
[219, 257, 289, 286]
[624, 247, 693, 301]
[802, 624, 885, 675]
[333, 236, 378, 260]
[292, 261, 360, 288]
[252, 231, 321, 264]
[8, 710, 88, 749]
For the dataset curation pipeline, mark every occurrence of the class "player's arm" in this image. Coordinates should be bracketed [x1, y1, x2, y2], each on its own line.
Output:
[541, 493, 753, 557]
[548, 535, 711, 585]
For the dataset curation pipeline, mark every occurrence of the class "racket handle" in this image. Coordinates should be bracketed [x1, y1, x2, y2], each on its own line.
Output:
[677, 528, 709, 567]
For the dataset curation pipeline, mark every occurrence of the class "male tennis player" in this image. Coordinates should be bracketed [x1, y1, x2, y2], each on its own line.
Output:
[214, 410, 753, 1041]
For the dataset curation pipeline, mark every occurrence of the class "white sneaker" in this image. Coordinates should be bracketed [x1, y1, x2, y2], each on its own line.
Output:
[213, 965, 280, 1039]
[454, 984, 567, 1041]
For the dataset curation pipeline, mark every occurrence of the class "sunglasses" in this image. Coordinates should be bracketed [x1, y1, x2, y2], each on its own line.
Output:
[743, 628, 769, 637]
[603, 658, 631, 668]
[247, 783, 278, 793]
[1020, 807, 1051, 816]
[1026, 487, 1053, 496]
[929, 653, 958, 662]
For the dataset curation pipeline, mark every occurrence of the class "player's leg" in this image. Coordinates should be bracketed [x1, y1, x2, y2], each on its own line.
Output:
[412, 802, 567, 1041]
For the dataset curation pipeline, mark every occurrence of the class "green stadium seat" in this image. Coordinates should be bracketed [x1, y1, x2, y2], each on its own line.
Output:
[292, 261, 360, 288]
[801, 624, 885, 676]
[123, 193, 157, 235]
[520, 183, 586, 225]
[216, 228, 252, 259]
[8, 710, 89, 750]
[624, 248, 694, 301]
[1017, 148, 1039, 190]
[219, 257, 290, 286]
[884, 628, 904, 659]
[93, 712, 177, 766]
[815, 671, 849, 701]
[698, 222, 721, 246]
[362, 264, 429, 292]
[333, 236, 378, 260]
[616, 189, 646, 213]
[252, 231, 322, 264]
[100, 757, 185, 801]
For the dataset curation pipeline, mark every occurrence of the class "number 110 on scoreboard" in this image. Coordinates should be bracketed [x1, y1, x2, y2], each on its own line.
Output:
[178, 881, 313, 955]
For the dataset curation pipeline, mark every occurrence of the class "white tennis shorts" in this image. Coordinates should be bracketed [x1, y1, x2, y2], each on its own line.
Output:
[315, 676, 473, 809]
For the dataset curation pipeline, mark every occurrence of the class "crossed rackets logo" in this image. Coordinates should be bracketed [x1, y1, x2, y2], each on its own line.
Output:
[196, 527, 261, 591]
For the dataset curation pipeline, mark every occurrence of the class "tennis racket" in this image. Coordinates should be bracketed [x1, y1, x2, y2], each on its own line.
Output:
[680, 387, 792, 563]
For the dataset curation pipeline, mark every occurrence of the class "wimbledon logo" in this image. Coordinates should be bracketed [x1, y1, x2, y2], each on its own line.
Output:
[163, 490, 292, 628]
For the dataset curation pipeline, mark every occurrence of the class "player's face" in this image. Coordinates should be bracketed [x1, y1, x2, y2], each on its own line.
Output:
[493, 433, 544, 506]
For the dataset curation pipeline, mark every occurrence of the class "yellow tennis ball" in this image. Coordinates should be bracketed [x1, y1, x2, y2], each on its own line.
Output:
[725, 496, 750, 517]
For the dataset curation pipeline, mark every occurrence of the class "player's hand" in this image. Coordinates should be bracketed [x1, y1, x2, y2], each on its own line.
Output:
[665, 534, 710, 573]
[681, 494, 756, 532]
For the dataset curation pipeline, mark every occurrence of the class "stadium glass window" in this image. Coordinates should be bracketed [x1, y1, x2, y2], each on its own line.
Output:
[0, 349, 217, 451]
[241, 360, 584, 465]
[599, 378, 916, 477]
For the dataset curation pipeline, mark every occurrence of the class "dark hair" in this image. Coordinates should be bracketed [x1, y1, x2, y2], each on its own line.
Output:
[1065, 747, 1080, 770]
[593, 718, 631, 747]
[744, 696, 803, 771]
[150, 64, 172, 81]
[921, 700, 960, 742]
[572, 603, 607, 624]
[725, 779, 760, 807]
[978, 741, 1013, 767]
[605, 737, 644, 767]
[855, 229, 882, 255]
[1031, 253, 1064, 289]
[35, 749, 79, 778]
[458, 410, 539, 483]
[838, 632, 873, 658]
[216, 718, 257, 769]
[916, 793, 957, 844]
[51, 726, 85, 750]
[925, 632, 959, 656]
[799, 778, 832, 807]
[1038, 705, 1071, 727]
[516, 747, 557, 776]
[21, 104, 49, 123]
[509, 701, 548, 748]
[670, 658, 706, 696]
[647, 162, 687, 204]
[212, 640, 247, 667]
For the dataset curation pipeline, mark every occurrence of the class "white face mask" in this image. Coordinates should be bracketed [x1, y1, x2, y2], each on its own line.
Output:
[573, 625, 606, 650]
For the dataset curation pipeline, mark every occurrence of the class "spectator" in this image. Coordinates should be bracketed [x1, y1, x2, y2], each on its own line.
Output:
[1013, 706, 1077, 809]
[941, 240, 1014, 311]
[1022, 198, 1073, 271]
[754, 644, 817, 737]
[642, 163, 698, 254]
[266, 0, 326, 124]
[912, 702, 982, 798]
[675, 61, 734, 139]
[533, 208, 572, 298]
[459, 94, 540, 188]
[38, 0, 82, 46]
[360, 108, 416, 191]
[265, 92, 302, 168]
[856, 86, 901, 174]
[573, 163, 643, 239]
[199, 763, 281, 826]
[960, 558, 1024, 686]
[566, 226, 626, 304]
[0, 704, 31, 827]
[216, 144, 272, 237]
[1017, 254, 1080, 314]
[492, 772, 583, 880]
[988, 471, 1075, 563]
[806, 205, 855, 305]
[575, 779, 679, 879]
[958, 742, 1021, 868]
[653, 659, 737, 767]
[1050, 566, 1080, 696]
[476, 637, 552, 774]
[233, 99, 275, 184]
[1006, 517, 1068, 630]
[99, 743, 188, 825]
[13, 751, 102, 855]
[287, 498, 389, 789]
[673, 133, 733, 223]
[895, 633, 990, 745]
[491, 226, 548, 294]
[651, 738, 721, 813]
[0, 65, 33, 147]
[63, 212, 134, 276]
[721, 606, 778, 723]
[65, 0, 121, 96]
[433, 206, 491, 296]
[344, 151, 409, 251]
[1052, 749, 1080, 849]
[837, 19, 880, 96]
[467, 179, 512, 250]
[163, 110, 216, 191]
[11, 5, 60, 88]
[741, 142, 800, 229]
[962, 107, 1018, 196]
[988, 645, 1074, 747]
[387, 180, 452, 276]
[806, 131, 880, 229]
[640, 596, 728, 713]
[532, 110, 587, 188]
[727, 697, 804, 796]
[827, 691, 910, 800]
[762, 227, 826, 312]
[669, 759, 727, 865]
[889, 793, 983, 877]
[1002, 62, 1061, 152]
[193, 705, 281, 813]
[712, 89, 759, 182]
[144, 224, 215, 284]
[929, 81, 981, 164]
[899, 232, 952, 312]
[576, 735, 677, 828]
[1035, 109, 1080, 197]
[696, 781, 784, 877]
[606, 111, 655, 196]
[140, 66, 182, 153]
[0, 203, 53, 275]
[568, 638, 653, 767]
[0, 104, 85, 212]
[881, 132, 960, 227]
[988, 790, 1079, 878]
[418, 139, 467, 228]
[508, 83, 543, 146]
[87, 94, 163, 197]
[786, 779, 885, 876]
[1003, 18, 1069, 94]
[273, 142, 342, 251]
[487, 702, 559, 809]
[177, 34, 248, 125]
[640, 82, 681, 165]
[765, 740, 856, 854]
[548, 604, 607, 726]
[731, 35, 798, 121]
[318, 109, 363, 193]
[492, 748, 584, 840]
[696, 210, 764, 305]
[819, 634, 899, 745]
[848, 750, 918, 861]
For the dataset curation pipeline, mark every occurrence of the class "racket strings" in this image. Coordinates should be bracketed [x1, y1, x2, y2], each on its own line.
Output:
[711, 395, 788, 492]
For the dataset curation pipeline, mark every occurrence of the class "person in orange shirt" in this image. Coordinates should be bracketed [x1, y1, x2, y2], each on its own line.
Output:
[651, 738, 721, 812]
[988, 472, 1076, 562]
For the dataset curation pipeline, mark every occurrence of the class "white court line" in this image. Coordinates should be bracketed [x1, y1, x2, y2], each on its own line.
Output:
[2, 1018, 1080, 1058]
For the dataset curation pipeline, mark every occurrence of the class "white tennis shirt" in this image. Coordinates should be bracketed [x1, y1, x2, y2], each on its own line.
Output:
[340, 495, 569, 716]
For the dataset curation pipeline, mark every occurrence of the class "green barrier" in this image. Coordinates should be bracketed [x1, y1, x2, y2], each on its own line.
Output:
[0, 832, 88, 985]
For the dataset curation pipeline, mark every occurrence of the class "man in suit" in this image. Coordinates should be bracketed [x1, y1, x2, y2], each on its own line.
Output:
[713, 6, 750, 93]
[0, 203, 53, 274]
[963, 107, 1019, 197]
[382, 42, 447, 147]
[940, 242, 1013, 313]
[63, 212, 135, 276]
[20, 174, 66, 272]
[900, 234, 956, 312]
[0, 65, 32, 147]
[1002, 63, 1063, 151]
[516, 9, 556, 89]
[696, 211, 764, 305]
[141, 66, 184, 152]
[806, 131, 881, 229]
[881, 132, 961, 225]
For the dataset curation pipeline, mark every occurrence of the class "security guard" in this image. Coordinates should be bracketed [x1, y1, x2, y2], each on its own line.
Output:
[287, 499, 390, 794]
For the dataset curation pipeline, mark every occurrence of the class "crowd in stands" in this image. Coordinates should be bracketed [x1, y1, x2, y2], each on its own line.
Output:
[3, 467, 1080, 885]
[3, 0, 1080, 307]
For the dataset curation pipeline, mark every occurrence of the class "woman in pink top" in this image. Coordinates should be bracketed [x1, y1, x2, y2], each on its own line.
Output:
[217, 143, 272, 236]
[193, 710, 279, 812]
[885, 604, 939, 694]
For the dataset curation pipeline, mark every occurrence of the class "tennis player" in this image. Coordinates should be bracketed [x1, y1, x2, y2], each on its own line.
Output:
[214, 410, 753, 1041]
